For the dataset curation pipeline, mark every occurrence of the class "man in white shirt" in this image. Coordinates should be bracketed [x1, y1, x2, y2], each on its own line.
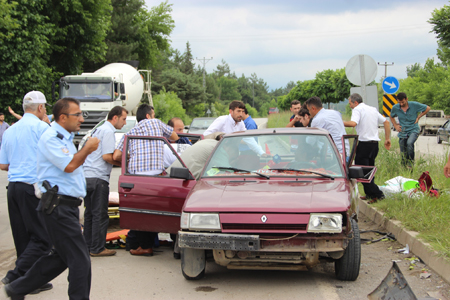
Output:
[343, 93, 391, 202]
[305, 96, 349, 154]
[203, 100, 246, 136]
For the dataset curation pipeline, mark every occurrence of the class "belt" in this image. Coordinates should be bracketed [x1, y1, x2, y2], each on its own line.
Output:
[56, 195, 83, 207]
[359, 140, 378, 143]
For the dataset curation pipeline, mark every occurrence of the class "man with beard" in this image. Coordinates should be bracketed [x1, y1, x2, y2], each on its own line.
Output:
[203, 101, 246, 135]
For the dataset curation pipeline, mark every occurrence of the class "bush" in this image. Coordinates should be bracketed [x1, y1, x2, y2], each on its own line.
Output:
[153, 89, 191, 125]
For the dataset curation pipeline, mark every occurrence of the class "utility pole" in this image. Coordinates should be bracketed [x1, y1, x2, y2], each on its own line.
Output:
[196, 57, 213, 88]
[252, 80, 255, 107]
[377, 62, 394, 79]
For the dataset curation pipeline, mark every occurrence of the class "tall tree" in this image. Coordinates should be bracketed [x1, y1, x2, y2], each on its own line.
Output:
[180, 41, 194, 75]
[430, 4, 450, 48]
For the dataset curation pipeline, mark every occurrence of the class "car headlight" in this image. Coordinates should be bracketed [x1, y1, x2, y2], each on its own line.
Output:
[307, 214, 342, 233]
[180, 212, 221, 230]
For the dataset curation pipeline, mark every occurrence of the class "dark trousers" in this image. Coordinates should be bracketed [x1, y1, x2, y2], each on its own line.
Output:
[84, 178, 109, 254]
[398, 132, 419, 167]
[128, 230, 156, 250]
[9, 204, 91, 300]
[355, 142, 384, 199]
[5, 182, 51, 282]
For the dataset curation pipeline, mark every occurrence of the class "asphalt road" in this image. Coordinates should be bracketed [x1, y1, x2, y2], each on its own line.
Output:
[1, 125, 450, 299]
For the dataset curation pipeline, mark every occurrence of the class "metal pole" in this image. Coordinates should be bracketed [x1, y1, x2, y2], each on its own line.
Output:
[377, 62, 394, 80]
[252, 80, 254, 107]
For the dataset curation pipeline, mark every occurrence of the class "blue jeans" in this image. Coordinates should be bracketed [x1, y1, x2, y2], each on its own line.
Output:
[399, 132, 419, 166]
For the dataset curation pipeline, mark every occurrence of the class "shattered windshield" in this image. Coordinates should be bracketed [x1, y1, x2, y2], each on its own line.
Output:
[202, 133, 344, 178]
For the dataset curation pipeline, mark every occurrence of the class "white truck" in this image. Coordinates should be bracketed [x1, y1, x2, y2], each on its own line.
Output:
[418, 109, 448, 136]
[52, 62, 151, 144]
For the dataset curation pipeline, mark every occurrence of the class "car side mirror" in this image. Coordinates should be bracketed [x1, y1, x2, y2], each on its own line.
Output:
[170, 167, 194, 180]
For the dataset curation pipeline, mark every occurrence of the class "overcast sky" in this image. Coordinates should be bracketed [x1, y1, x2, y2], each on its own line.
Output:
[145, 0, 449, 90]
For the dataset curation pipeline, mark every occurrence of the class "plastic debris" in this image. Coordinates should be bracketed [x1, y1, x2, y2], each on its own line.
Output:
[397, 244, 410, 254]
[420, 272, 431, 279]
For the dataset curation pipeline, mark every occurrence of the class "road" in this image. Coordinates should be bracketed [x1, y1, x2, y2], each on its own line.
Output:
[1, 128, 449, 299]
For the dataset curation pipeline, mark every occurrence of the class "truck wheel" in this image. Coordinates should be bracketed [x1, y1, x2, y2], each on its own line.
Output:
[335, 219, 361, 281]
[421, 127, 426, 136]
[437, 134, 442, 144]
[181, 248, 206, 280]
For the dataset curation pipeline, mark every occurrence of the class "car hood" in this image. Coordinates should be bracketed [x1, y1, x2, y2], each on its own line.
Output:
[183, 179, 351, 213]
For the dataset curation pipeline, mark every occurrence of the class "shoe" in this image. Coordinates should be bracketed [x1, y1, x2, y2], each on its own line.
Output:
[90, 248, 116, 257]
[173, 252, 181, 259]
[4, 284, 24, 300]
[360, 196, 367, 200]
[29, 282, 53, 295]
[367, 198, 379, 204]
[1, 277, 10, 285]
[130, 246, 153, 256]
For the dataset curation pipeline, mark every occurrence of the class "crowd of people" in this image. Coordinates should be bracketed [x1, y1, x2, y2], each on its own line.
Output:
[0, 89, 443, 299]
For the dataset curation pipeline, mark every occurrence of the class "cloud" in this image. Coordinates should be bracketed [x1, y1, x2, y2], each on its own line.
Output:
[146, 0, 447, 89]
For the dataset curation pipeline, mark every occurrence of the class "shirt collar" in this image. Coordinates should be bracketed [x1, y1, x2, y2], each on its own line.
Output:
[52, 122, 74, 141]
[23, 113, 41, 121]
[105, 120, 116, 131]
[227, 114, 240, 126]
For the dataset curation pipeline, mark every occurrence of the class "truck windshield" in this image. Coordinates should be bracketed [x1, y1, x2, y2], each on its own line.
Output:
[62, 82, 113, 100]
[202, 134, 344, 178]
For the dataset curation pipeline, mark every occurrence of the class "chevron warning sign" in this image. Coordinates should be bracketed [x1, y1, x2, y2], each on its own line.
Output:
[383, 94, 397, 117]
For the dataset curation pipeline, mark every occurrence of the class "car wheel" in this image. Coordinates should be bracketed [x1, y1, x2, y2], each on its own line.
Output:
[181, 248, 206, 280]
[437, 134, 442, 144]
[335, 219, 361, 281]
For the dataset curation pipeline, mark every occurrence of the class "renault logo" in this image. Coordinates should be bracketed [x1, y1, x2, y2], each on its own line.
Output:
[261, 215, 267, 223]
[82, 111, 89, 118]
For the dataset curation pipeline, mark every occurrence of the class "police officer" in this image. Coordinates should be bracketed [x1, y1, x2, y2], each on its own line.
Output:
[0, 91, 52, 294]
[4, 97, 99, 300]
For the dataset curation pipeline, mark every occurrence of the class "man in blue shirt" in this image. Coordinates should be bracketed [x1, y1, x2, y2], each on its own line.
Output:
[243, 108, 257, 130]
[5, 98, 100, 300]
[84, 106, 128, 257]
[389, 92, 430, 167]
[0, 91, 53, 295]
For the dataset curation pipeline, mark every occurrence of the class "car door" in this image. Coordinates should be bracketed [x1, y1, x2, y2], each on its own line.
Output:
[342, 135, 376, 183]
[444, 121, 450, 142]
[118, 136, 197, 234]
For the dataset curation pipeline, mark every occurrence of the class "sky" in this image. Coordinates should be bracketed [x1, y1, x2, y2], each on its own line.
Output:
[145, 0, 449, 90]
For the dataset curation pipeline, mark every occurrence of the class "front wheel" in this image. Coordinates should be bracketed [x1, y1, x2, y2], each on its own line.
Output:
[181, 248, 206, 280]
[335, 219, 361, 281]
[437, 134, 443, 144]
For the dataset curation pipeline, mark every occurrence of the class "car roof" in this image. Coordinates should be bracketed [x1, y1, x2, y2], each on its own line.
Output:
[191, 117, 216, 121]
[223, 127, 330, 137]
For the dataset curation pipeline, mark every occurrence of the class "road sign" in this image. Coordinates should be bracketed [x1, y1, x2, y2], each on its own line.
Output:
[345, 54, 377, 86]
[382, 76, 400, 94]
[350, 85, 378, 109]
[382, 94, 398, 117]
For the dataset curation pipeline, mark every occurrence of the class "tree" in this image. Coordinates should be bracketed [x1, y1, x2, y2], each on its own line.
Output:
[0, 0, 19, 43]
[217, 76, 241, 100]
[153, 89, 190, 124]
[430, 4, 450, 48]
[180, 41, 194, 75]
[214, 60, 231, 78]
[436, 41, 450, 66]
[406, 63, 422, 78]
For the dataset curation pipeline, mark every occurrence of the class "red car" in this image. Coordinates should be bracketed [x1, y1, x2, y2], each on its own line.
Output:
[118, 129, 375, 281]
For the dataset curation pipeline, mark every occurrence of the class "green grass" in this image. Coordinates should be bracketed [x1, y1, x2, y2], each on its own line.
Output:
[267, 112, 450, 260]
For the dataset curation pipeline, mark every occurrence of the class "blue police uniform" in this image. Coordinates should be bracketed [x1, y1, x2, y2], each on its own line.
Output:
[8, 122, 91, 300]
[0, 113, 51, 284]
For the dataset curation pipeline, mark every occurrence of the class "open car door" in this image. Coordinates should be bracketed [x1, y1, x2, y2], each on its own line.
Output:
[342, 135, 376, 183]
[119, 136, 197, 234]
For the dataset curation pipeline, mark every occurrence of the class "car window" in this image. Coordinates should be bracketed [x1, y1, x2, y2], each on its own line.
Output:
[116, 119, 137, 133]
[189, 118, 216, 130]
[202, 134, 343, 178]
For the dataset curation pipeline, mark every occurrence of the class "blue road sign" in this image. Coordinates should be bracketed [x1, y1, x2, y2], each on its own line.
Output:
[382, 76, 400, 94]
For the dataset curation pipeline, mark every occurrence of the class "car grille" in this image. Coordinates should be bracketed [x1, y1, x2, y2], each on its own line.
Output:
[222, 224, 307, 231]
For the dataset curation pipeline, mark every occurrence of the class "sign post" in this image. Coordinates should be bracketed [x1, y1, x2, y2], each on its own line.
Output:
[382, 76, 400, 94]
[345, 54, 378, 108]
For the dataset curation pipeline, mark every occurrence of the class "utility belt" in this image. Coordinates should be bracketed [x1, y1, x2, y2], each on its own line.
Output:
[40, 180, 82, 214]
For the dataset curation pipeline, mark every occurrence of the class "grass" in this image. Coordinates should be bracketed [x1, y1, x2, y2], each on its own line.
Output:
[267, 112, 450, 260]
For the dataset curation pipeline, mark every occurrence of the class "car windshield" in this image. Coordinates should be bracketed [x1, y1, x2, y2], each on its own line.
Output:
[190, 118, 216, 130]
[202, 133, 343, 178]
[116, 118, 137, 133]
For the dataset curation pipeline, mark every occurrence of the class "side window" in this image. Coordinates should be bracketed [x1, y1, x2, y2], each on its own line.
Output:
[124, 136, 191, 177]
[445, 122, 450, 130]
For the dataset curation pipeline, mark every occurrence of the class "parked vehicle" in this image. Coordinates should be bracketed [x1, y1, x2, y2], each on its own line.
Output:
[78, 116, 137, 151]
[268, 107, 279, 114]
[187, 117, 217, 135]
[437, 120, 450, 144]
[118, 128, 374, 281]
[53, 62, 151, 144]
[418, 110, 448, 136]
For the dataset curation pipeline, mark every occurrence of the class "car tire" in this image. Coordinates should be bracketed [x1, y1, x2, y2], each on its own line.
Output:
[181, 248, 206, 280]
[335, 219, 361, 281]
[437, 134, 443, 144]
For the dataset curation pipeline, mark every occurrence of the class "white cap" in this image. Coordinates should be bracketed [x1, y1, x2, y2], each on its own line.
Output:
[23, 91, 50, 106]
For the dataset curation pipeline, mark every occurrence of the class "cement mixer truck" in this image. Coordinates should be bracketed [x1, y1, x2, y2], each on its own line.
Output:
[52, 62, 151, 144]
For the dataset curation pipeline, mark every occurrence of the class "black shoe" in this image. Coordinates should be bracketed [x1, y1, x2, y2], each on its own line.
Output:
[1, 276, 10, 285]
[29, 282, 53, 295]
[173, 252, 181, 259]
[4, 284, 24, 300]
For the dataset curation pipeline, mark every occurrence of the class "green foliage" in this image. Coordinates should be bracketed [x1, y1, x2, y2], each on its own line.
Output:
[259, 99, 277, 117]
[212, 101, 229, 117]
[152, 89, 190, 124]
[180, 41, 194, 75]
[436, 41, 450, 67]
[430, 4, 450, 49]
[0, 0, 19, 42]
[245, 104, 259, 118]
[217, 76, 241, 100]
